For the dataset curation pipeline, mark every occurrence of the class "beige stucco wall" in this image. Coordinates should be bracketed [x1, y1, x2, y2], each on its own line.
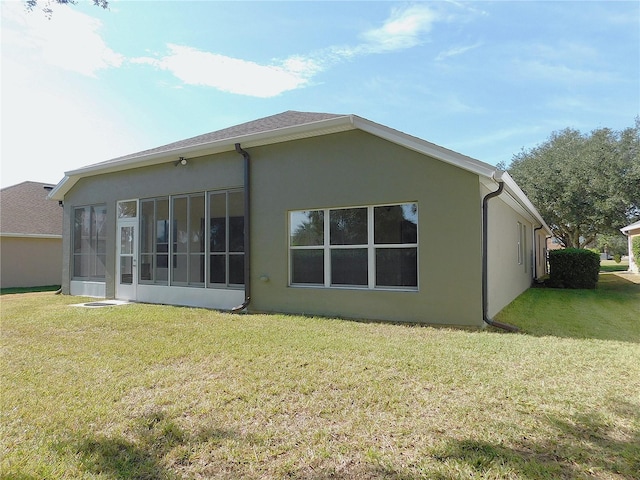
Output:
[248, 130, 484, 326]
[0, 236, 62, 288]
[484, 186, 538, 318]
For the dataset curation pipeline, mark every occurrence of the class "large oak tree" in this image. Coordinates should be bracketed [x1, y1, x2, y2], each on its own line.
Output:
[501, 120, 640, 248]
[26, 0, 108, 16]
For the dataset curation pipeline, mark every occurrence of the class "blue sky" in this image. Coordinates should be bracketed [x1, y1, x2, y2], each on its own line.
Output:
[2, 1, 638, 188]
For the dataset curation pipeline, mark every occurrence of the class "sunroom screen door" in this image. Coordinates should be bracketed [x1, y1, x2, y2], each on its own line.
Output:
[116, 201, 138, 300]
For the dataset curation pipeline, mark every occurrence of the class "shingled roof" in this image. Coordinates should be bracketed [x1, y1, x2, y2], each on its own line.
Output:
[46, 110, 551, 233]
[91, 111, 347, 167]
[0, 181, 62, 237]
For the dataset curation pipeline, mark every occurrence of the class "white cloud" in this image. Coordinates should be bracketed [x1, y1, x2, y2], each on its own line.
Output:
[517, 60, 620, 84]
[2, 2, 123, 77]
[2, 2, 449, 105]
[360, 4, 439, 52]
[436, 42, 482, 61]
[133, 45, 320, 98]
[0, 3, 141, 188]
[132, 5, 442, 98]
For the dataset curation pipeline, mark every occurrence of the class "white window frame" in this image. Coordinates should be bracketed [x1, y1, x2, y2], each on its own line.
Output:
[138, 189, 244, 290]
[72, 204, 107, 281]
[289, 203, 418, 291]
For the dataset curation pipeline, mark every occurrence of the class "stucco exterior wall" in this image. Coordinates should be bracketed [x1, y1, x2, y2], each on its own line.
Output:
[249, 130, 484, 326]
[0, 236, 62, 288]
[61, 130, 485, 326]
[484, 185, 537, 318]
[61, 151, 244, 297]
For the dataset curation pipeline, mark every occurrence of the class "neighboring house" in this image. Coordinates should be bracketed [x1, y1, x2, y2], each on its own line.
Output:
[621, 220, 640, 273]
[0, 181, 63, 288]
[49, 111, 551, 327]
[546, 236, 563, 251]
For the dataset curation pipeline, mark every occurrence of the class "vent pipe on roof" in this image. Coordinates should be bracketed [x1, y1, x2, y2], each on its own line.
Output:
[482, 175, 519, 332]
[231, 143, 251, 313]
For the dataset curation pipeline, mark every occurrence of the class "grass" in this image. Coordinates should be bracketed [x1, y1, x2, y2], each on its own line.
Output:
[1, 274, 639, 479]
[0, 285, 60, 295]
[600, 259, 630, 273]
[496, 272, 640, 342]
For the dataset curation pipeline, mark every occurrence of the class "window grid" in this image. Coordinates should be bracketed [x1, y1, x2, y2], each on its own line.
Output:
[72, 205, 107, 280]
[139, 189, 243, 289]
[290, 203, 418, 290]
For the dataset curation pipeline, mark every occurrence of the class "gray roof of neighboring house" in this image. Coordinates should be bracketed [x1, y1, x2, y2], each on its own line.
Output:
[0, 181, 63, 237]
[90, 110, 346, 167]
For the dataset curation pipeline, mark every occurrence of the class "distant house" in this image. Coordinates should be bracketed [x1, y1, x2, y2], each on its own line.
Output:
[49, 111, 551, 327]
[0, 181, 63, 288]
[621, 220, 640, 273]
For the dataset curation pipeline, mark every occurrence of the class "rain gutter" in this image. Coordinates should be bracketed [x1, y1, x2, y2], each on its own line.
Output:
[482, 172, 519, 332]
[231, 143, 251, 312]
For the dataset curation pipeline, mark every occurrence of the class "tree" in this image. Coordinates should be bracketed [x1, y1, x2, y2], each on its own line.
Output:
[502, 120, 640, 248]
[26, 0, 108, 16]
[595, 233, 627, 258]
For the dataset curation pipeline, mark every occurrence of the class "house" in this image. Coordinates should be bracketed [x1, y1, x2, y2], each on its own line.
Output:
[48, 111, 550, 327]
[0, 181, 63, 288]
[621, 220, 640, 273]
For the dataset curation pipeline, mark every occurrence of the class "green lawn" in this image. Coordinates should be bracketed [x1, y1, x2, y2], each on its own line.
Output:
[599, 259, 630, 273]
[1, 274, 639, 479]
[0, 285, 60, 295]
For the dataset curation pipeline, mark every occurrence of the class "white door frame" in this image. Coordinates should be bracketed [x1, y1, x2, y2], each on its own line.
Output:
[116, 207, 138, 301]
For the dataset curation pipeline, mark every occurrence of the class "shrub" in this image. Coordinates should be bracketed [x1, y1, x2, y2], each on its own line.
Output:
[632, 236, 640, 262]
[548, 248, 600, 289]
[613, 253, 621, 263]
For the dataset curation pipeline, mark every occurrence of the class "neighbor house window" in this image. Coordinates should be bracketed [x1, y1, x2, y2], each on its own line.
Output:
[289, 203, 418, 289]
[73, 205, 107, 279]
[139, 190, 243, 288]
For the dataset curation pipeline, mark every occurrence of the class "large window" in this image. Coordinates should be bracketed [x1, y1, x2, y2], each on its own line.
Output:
[73, 205, 107, 279]
[139, 190, 243, 288]
[209, 191, 245, 286]
[289, 203, 418, 289]
[172, 194, 205, 285]
[140, 198, 169, 283]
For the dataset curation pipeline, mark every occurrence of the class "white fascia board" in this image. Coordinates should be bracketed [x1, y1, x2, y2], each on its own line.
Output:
[48, 176, 71, 201]
[351, 116, 497, 178]
[351, 116, 555, 232]
[0, 233, 62, 239]
[48, 116, 355, 201]
[497, 173, 551, 234]
[621, 220, 640, 234]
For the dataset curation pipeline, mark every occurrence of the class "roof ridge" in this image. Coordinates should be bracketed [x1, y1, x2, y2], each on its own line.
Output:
[89, 110, 346, 167]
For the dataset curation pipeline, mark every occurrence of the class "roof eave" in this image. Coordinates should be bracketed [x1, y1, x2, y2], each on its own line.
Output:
[352, 116, 497, 178]
[49, 115, 356, 201]
[351, 116, 550, 233]
[498, 172, 552, 234]
[621, 220, 640, 234]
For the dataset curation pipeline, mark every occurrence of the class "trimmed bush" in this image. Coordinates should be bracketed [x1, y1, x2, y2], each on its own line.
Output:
[548, 248, 600, 289]
[632, 236, 640, 263]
